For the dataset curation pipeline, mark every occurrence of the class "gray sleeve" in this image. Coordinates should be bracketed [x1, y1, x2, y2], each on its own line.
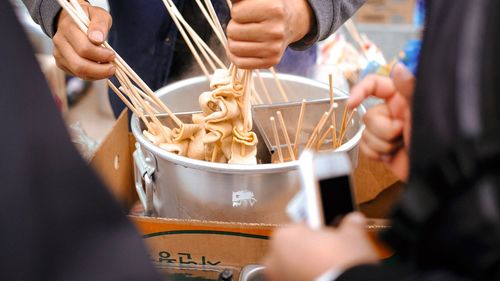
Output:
[291, 0, 366, 50]
[21, 0, 61, 37]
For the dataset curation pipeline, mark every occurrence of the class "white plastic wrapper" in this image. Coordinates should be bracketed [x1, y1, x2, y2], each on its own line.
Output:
[69, 122, 99, 162]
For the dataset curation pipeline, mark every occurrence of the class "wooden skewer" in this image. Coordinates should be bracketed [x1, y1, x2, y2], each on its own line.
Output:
[276, 111, 296, 161]
[167, 7, 217, 71]
[306, 96, 341, 149]
[270, 117, 284, 163]
[255, 70, 272, 104]
[69, 0, 87, 19]
[332, 108, 338, 148]
[118, 58, 184, 127]
[115, 83, 139, 111]
[129, 85, 162, 112]
[241, 70, 253, 131]
[115, 82, 161, 111]
[252, 89, 264, 105]
[337, 109, 357, 147]
[119, 86, 160, 114]
[316, 126, 334, 150]
[113, 52, 184, 127]
[305, 112, 329, 149]
[114, 70, 150, 116]
[59, 0, 184, 128]
[197, 39, 217, 71]
[329, 74, 335, 104]
[246, 71, 254, 129]
[211, 144, 219, 162]
[112, 70, 145, 117]
[194, 35, 226, 70]
[195, 0, 228, 50]
[344, 19, 369, 59]
[269, 67, 289, 102]
[293, 99, 307, 156]
[203, 0, 227, 45]
[163, 0, 210, 79]
[328, 74, 337, 149]
[106, 80, 152, 131]
[338, 104, 350, 145]
[116, 69, 171, 141]
[57, 0, 88, 32]
[114, 92, 155, 140]
[229, 64, 238, 81]
[169, 1, 226, 69]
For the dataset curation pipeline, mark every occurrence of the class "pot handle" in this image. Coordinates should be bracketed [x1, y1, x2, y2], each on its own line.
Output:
[133, 143, 155, 216]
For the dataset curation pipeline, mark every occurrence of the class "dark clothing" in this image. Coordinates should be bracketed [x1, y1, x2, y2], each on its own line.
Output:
[0, 2, 161, 280]
[105, 0, 232, 117]
[337, 0, 500, 280]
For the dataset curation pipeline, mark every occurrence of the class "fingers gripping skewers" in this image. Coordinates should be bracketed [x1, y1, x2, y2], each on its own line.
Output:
[56, 0, 184, 131]
[58, 0, 258, 164]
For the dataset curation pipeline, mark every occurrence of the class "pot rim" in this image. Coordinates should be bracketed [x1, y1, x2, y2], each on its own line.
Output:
[131, 73, 365, 174]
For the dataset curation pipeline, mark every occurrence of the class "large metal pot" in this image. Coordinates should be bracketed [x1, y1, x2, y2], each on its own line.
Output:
[132, 73, 365, 223]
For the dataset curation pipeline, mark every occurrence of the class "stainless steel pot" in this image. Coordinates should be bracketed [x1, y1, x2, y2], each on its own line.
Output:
[131, 73, 365, 223]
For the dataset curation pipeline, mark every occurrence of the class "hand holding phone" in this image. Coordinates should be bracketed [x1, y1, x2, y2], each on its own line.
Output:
[295, 150, 356, 229]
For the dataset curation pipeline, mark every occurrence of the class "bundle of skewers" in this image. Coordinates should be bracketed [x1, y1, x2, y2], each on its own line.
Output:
[262, 74, 357, 163]
[161, 0, 289, 106]
[57, 0, 260, 164]
[57, 0, 358, 166]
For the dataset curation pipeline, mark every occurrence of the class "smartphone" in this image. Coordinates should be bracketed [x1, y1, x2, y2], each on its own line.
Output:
[299, 150, 356, 229]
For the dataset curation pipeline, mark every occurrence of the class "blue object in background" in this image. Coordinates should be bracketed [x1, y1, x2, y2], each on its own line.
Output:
[359, 61, 383, 81]
[359, 39, 422, 80]
[399, 39, 422, 75]
[413, 0, 426, 27]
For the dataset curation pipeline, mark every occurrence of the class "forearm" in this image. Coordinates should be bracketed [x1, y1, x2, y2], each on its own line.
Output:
[21, 0, 61, 37]
[292, 0, 366, 49]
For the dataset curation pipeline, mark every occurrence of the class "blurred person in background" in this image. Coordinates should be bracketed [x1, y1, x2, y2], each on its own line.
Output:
[21, 0, 365, 117]
[0, 1, 161, 280]
[265, 0, 500, 280]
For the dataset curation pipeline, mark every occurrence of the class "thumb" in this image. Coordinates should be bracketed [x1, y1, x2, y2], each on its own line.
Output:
[339, 212, 366, 230]
[391, 63, 415, 103]
[87, 6, 112, 44]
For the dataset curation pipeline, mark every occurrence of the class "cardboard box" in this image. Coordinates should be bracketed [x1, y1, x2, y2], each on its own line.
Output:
[356, 0, 416, 24]
[132, 215, 274, 278]
[90, 111, 398, 278]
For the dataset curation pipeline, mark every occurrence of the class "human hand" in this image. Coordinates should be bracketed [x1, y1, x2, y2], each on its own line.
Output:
[53, 1, 115, 80]
[347, 64, 415, 181]
[264, 213, 378, 281]
[227, 0, 314, 69]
